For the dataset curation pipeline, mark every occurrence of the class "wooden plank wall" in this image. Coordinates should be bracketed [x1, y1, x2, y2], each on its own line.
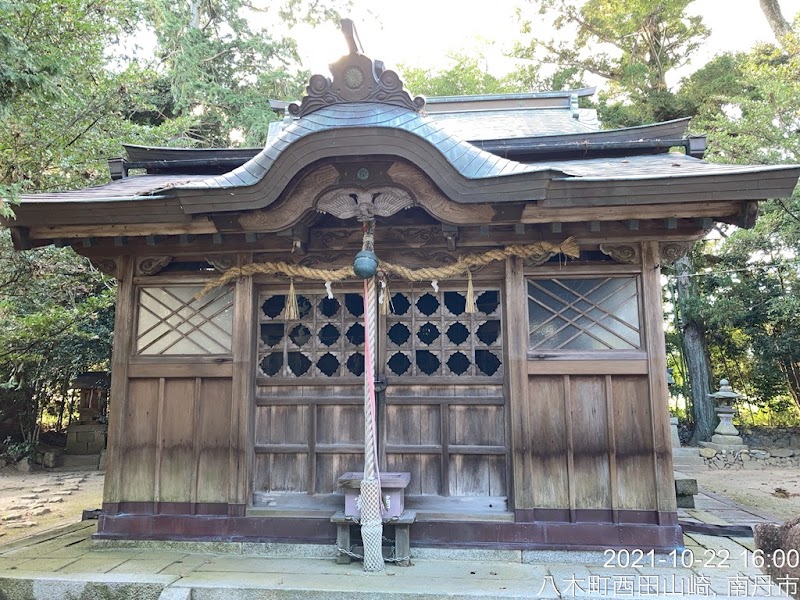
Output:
[116, 376, 233, 504]
[253, 384, 365, 496]
[524, 373, 655, 511]
[383, 383, 507, 498]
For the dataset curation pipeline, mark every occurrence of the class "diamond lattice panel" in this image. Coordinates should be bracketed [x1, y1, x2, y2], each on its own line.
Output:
[136, 286, 233, 355]
[527, 277, 641, 351]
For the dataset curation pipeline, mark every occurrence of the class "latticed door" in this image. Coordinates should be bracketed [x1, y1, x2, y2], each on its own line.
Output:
[380, 284, 509, 510]
[251, 282, 509, 512]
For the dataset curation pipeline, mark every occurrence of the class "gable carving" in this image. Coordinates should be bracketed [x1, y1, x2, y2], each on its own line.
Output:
[387, 162, 494, 225]
[288, 52, 424, 118]
[239, 165, 339, 232]
[316, 186, 414, 221]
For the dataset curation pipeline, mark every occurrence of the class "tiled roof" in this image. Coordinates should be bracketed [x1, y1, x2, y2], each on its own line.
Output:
[426, 108, 598, 141]
[175, 103, 563, 192]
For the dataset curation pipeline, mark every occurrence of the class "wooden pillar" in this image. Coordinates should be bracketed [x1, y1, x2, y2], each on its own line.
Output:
[640, 241, 677, 515]
[229, 252, 256, 512]
[504, 256, 533, 510]
[103, 256, 135, 505]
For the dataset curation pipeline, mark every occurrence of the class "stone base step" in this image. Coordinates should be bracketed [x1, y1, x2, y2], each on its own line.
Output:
[0, 568, 778, 600]
[672, 447, 705, 467]
[60, 454, 100, 469]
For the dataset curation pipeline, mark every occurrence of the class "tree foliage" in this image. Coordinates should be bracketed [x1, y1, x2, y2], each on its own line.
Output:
[141, 0, 309, 146]
[0, 0, 348, 446]
[683, 20, 800, 417]
[0, 231, 114, 443]
[399, 54, 527, 97]
[513, 0, 800, 429]
[514, 0, 709, 126]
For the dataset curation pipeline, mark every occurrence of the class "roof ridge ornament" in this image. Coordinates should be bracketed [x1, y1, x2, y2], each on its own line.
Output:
[288, 19, 425, 118]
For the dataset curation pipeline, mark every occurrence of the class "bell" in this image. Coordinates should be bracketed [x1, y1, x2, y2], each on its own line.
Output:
[353, 250, 379, 279]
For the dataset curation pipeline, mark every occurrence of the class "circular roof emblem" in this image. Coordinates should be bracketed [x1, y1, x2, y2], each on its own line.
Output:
[344, 66, 365, 90]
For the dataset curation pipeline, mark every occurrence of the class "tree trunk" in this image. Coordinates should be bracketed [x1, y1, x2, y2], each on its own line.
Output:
[759, 0, 792, 41]
[779, 357, 800, 413]
[675, 255, 716, 443]
[190, 0, 200, 29]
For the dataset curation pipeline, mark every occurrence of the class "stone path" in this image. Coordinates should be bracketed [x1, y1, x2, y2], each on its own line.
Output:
[679, 491, 782, 531]
[0, 520, 794, 599]
[0, 469, 102, 542]
[0, 464, 796, 598]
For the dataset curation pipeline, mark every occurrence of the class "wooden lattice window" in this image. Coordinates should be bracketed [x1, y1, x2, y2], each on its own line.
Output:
[136, 286, 234, 355]
[258, 292, 366, 378]
[527, 277, 641, 351]
[385, 289, 503, 378]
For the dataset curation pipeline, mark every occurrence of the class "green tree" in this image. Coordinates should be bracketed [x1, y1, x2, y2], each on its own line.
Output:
[141, 0, 354, 146]
[513, 0, 709, 126]
[678, 19, 800, 419]
[0, 0, 189, 448]
[0, 0, 197, 196]
[0, 231, 114, 446]
[399, 53, 527, 97]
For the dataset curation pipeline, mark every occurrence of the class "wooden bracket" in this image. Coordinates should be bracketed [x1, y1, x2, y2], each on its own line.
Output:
[277, 225, 310, 255]
[441, 224, 459, 251]
[89, 258, 119, 279]
[206, 254, 236, 273]
[659, 241, 694, 264]
[135, 256, 172, 277]
[599, 244, 641, 265]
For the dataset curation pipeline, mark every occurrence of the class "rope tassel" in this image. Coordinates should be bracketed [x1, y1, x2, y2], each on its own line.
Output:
[466, 271, 476, 314]
[285, 278, 299, 321]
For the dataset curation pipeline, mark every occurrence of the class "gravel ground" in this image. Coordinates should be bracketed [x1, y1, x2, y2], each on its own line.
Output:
[691, 466, 800, 521]
[0, 464, 104, 545]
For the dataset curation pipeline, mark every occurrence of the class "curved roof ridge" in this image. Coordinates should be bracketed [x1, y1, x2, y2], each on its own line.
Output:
[172, 103, 563, 193]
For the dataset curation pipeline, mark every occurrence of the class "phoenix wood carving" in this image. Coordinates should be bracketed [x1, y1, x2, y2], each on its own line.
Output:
[316, 187, 414, 222]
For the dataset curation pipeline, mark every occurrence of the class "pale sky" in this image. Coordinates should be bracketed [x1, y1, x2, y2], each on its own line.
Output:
[288, 0, 800, 87]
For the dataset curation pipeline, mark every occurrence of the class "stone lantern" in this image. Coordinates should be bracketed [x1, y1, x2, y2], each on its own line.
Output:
[703, 379, 748, 451]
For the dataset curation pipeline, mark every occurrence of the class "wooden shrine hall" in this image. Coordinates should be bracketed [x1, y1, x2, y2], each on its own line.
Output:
[6, 26, 800, 551]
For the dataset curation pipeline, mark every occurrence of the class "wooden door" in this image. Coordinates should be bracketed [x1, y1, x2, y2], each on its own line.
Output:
[252, 287, 368, 512]
[523, 274, 659, 514]
[251, 282, 511, 516]
[380, 284, 510, 514]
